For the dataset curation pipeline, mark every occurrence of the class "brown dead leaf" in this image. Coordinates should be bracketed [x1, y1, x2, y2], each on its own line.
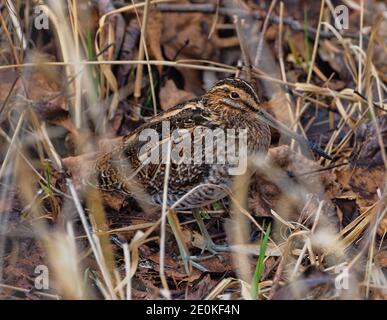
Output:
[0, 52, 81, 156]
[160, 11, 215, 95]
[97, 0, 125, 60]
[319, 39, 352, 82]
[146, 252, 195, 281]
[248, 175, 279, 218]
[147, 9, 164, 74]
[333, 116, 387, 235]
[186, 274, 219, 300]
[0, 53, 67, 123]
[378, 217, 387, 238]
[335, 167, 385, 208]
[288, 32, 306, 61]
[1, 238, 46, 299]
[376, 251, 387, 268]
[117, 19, 141, 86]
[332, 198, 359, 229]
[191, 230, 204, 250]
[265, 93, 294, 128]
[159, 79, 195, 110]
[33, 100, 90, 155]
[200, 253, 233, 273]
[161, 12, 214, 62]
[335, 115, 387, 209]
[350, 114, 387, 169]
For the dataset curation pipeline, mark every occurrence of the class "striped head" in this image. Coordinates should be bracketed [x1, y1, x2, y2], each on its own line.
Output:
[206, 77, 261, 113]
[205, 79, 332, 160]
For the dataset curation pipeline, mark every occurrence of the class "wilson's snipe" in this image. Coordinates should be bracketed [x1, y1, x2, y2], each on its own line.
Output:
[85, 78, 330, 210]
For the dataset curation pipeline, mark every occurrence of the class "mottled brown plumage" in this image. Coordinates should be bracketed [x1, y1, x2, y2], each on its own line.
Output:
[84, 78, 297, 209]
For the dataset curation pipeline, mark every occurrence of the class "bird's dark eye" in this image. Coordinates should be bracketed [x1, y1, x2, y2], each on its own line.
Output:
[230, 91, 240, 99]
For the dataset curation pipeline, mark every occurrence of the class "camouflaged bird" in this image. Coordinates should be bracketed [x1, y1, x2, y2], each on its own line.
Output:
[85, 78, 330, 210]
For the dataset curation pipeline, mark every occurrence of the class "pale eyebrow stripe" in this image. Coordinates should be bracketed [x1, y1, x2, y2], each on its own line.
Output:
[235, 79, 260, 103]
[211, 79, 261, 103]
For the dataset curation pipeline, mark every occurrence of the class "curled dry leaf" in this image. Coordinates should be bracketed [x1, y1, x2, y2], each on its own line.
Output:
[116, 19, 141, 86]
[99, 191, 127, 212]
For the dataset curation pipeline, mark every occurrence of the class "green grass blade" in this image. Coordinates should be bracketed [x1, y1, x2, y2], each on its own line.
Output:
[251, 223, 271, 299]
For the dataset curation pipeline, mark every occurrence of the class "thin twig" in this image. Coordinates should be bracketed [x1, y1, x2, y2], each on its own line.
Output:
[134, 0, 151, 100]
[306, 0, 325, 84]
[0, 60, 237, 74]
[254, 0, 277, 67]
[358, 0, 364, 95]
[131, 0, 157, 117]
[233, 16, 251, 81]
[0, 283, 60, 299]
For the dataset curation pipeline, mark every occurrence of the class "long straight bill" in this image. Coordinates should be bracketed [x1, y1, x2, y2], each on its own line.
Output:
[256, 109, 332, 160]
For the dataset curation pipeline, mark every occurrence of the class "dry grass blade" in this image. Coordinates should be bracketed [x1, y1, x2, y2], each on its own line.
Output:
[67, 180, 117, 300]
